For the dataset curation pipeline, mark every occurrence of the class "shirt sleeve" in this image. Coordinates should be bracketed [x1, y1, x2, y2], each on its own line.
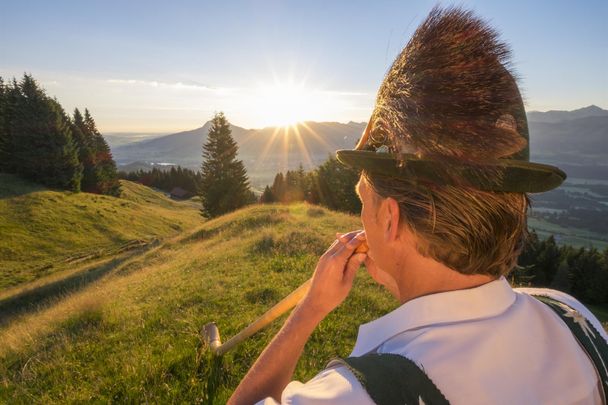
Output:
[254, 365, 375, 405]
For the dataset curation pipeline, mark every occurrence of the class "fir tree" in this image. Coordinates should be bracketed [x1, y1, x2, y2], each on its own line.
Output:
[10, 74, 82, 191]
[535, 235, 561, 285]
[0, 77, 6, 171]
[72, 108, 98, 192]
[270, 172, 286, 202]
[199, 112, 253, 218]
[0, 78, 20, 173]
[119, 165, 203, 196]
[260, 185, 274, 203]
[0, 78, 4, 144]
[550, 259, 572, 292]
[312, 156, 361, 214]
[84, 109, 121, 196]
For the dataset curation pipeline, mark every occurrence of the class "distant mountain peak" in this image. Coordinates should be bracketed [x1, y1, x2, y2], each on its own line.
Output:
[527, 105, 608, 123]
[576, 105, 604, 113]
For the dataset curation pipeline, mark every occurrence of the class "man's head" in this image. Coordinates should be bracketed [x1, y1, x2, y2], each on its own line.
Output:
[357, 172, 529, 279]
[352, 6, 533, 280]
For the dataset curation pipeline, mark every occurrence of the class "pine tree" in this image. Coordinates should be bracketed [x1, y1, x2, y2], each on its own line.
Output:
[550, 259, 572, 292]
[72, 108, 98, 192]
[312, 156, 361, 213]
[0, 78, 20, 173]
[270, 173, 286, 202]
[260, 185, 274, 203]
[570, 247, 608, 304]
[0, 77, 7, 171]
[84, 109, 121, 196]
[199, 112, 253, 218]
[535, 235, 561, 285]
[10, 74, 82, 191]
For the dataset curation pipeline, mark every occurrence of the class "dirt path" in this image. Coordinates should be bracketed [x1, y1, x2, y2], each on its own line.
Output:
[0, 239, 159, 326]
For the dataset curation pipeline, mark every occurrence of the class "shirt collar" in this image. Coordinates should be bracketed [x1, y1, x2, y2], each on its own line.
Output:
[350, 276, 516, 357]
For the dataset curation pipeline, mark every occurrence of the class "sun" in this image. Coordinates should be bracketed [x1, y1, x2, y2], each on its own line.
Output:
[253, 81, 319, 128]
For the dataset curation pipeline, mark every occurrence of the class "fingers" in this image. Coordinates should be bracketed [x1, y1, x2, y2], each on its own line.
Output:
[336, 230, 363, 243]
[328, 239, 340, 251]
[325, 230, 364, 257]
[344, 253, 366, 285]
[332, 231, 366, 260]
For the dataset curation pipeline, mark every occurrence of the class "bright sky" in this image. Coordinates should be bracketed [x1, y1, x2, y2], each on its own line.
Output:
[1, 0, 606, 133]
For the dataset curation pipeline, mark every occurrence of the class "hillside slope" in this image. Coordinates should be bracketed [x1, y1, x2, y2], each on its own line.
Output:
[1, 203, 606, 403]
[0, 203, 396, 403]
[0, 174, 201, 290]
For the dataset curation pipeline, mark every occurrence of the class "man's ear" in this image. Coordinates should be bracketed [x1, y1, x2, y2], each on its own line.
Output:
[384, 197, 401, 242]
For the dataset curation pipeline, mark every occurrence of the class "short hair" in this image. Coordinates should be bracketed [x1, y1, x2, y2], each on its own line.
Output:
[362, 172, 530, 277]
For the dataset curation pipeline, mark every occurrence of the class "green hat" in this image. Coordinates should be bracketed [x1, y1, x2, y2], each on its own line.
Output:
[336, 6, 566, 193]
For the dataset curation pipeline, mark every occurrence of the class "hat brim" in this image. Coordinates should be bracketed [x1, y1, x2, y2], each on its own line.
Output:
[336, 150, 566, 193]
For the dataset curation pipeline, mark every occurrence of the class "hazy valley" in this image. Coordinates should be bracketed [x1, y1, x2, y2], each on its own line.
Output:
[109, 105, 608, 249]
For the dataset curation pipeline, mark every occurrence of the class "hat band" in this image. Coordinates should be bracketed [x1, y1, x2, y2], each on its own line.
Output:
[336, 150, 566, 193]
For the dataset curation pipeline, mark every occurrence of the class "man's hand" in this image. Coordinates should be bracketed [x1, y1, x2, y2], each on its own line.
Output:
[300, 230, 367, 317]
[228, 230, 367, 405]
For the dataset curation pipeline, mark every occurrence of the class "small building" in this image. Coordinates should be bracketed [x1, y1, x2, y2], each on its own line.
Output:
[169, 187, 191, 200]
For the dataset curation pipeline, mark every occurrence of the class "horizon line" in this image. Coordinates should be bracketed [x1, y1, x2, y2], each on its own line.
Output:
[101, 104, 607, 135]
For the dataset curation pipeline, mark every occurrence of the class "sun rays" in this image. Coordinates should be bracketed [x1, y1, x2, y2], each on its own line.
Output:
[244, 121, 336, 175]
[236, 75, 368, 175]
[253, 81, 316, 128]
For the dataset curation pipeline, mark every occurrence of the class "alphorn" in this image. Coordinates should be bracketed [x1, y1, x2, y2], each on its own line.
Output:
[202, 242, 368, 356]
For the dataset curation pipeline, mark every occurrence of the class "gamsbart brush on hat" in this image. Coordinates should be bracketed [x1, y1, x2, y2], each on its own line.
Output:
[336, 8, 566, 193]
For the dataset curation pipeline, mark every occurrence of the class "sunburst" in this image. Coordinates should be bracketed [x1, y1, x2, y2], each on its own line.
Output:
[252, 80, 319, 128]
[248, 77, 363, 176]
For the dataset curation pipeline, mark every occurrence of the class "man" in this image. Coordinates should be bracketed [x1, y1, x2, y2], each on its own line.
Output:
[229, 6, 607, 405]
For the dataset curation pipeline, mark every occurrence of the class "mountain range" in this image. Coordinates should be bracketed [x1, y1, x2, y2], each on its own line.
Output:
[111, 121, 367, 186]
[109, 105, 608, 187]
[527, 105, 608, 124]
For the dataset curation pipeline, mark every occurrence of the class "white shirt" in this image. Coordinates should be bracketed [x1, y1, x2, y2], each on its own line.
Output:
[258, 277, 606, 404]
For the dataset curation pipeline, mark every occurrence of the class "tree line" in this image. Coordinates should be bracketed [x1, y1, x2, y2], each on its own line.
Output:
[516, 232, 608, 304]
[0, 74, 120, 195]
[260, 157, 361, 214]
[2, 76, 604, 306]
[119, 166, 202, 196]
[260, 162, 608, 305]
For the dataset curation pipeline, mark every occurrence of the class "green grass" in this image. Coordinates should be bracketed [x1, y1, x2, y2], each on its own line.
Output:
[1, 185, 606, 404]
[0, 202, 396, 403]
[528, 217, 608, 250]
[587, 304, 608, 324]
[0, 174, 201, 290]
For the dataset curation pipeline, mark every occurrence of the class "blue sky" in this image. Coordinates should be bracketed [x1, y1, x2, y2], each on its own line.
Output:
[1, 0, 606, 132]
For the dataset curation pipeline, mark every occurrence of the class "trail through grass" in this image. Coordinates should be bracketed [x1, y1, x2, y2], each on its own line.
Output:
[0, 174, 200, 290]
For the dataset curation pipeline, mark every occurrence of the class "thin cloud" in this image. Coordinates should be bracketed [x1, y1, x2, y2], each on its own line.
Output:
[105, 78, 367, 98]
[106, 78, 235, 93]
[319, 90, 369, 97]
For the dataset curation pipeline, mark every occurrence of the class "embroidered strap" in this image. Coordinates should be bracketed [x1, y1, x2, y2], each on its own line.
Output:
[532, 295, 608, 403]
[334, 353, 450, 405]
[336, 297, 607, 405]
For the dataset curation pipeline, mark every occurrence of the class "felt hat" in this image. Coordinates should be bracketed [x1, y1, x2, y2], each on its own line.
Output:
[336, 7, 566, 193]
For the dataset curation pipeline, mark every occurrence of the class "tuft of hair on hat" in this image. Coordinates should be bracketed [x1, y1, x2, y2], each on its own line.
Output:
[366, 5, 528, 172]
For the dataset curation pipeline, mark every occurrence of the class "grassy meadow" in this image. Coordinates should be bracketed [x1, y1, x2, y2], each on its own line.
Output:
[0, 185, 397, 403]
[1, 177, 607, 404]
[528, 216, 608, 250]
[0, 174, 201, 291]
